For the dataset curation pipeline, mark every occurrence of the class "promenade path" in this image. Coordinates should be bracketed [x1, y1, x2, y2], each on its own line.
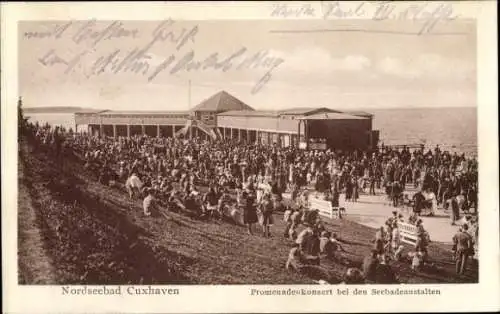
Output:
[337, 187, 459, 244]
[285, 185, 461, 245]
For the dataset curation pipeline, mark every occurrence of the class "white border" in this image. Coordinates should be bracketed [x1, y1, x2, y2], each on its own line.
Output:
[2, 2, 498, 313]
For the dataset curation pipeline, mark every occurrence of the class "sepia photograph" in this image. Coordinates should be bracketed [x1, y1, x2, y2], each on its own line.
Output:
[16, 14, 481, 286]
[3, 2, 498, 313]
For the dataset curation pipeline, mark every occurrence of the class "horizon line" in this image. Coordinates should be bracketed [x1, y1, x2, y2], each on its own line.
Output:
[23, 105, 478, 112]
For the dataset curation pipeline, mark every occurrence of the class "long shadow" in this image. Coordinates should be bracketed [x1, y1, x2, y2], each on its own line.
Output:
[25, 146, 197, 284]
[73, 188, 195, 284]
[340, 239, 370, 247]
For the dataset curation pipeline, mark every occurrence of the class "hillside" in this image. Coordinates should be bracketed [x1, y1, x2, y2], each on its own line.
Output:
[18, 137, 478, 284]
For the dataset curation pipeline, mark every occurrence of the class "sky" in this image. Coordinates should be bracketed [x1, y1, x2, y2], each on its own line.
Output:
[18, 19, 476, 111]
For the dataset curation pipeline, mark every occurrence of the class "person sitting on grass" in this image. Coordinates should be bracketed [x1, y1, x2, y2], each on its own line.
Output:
[285, 243, 333, 283]
[203, 186, 219, 219]
[285, 243, 303, 271]
[288, 208, 303, 240]
[143, 188, 156, 217]
[375, 255, 398, 284]
[319, 231, 346, 262]
[362, 249, 380, 283]
[298, 225, 321, 266]
[296, 225, 314, 250]
[342, 268, 365, 284]
[217, 188, 232, 220]
[373, 226, 386, 257]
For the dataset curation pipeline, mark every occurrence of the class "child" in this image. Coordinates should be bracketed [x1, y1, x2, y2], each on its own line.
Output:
[142, 188, 156, 217]
[409, 249, 425, 271]
[283, 206, 294, 238]
[288, 209, 302, 240]
[394, 245, 405, 261]
[285, 243, 303, 271]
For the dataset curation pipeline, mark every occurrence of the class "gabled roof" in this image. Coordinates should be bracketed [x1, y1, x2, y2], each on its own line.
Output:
[191, 91, 254, 113]
[278, 107, 343, 116]
[298, 112, 367, 120]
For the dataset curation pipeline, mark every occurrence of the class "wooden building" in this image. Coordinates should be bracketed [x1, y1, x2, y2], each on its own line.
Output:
[74, 90, 379, 150]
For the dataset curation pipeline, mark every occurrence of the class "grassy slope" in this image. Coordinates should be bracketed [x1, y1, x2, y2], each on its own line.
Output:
[18, 138, 478, 284]
[18, 156, 57, 284]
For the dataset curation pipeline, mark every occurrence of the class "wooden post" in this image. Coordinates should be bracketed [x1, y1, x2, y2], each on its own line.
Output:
[157, 124, 160, 137]
[305, 120, 309, 150]
[126, 125, 131, 138]
[113, 124, 117, 138]
[141, 125, 146, 136]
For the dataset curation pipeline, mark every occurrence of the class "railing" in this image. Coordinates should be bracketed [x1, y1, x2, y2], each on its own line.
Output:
[196, 120, 218, 140]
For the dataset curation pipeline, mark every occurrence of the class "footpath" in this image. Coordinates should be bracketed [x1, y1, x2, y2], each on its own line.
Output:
[286, 185, 459, 245]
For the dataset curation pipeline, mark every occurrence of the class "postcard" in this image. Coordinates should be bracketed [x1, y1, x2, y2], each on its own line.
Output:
[2, 1, 498, 313]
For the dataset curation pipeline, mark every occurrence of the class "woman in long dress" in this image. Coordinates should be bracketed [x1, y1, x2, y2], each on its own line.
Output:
[345, 175, 353, 202]
[352, 176, 359, 202]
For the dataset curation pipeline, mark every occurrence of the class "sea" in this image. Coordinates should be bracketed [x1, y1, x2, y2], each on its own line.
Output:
[371, 107, 477, 157]
[26, 107, 478, 157]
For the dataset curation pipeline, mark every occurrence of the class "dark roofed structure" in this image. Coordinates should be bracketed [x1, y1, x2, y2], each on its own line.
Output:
[217, 110, 279, 117]
[343, 110, 374, 118]
[278, 107, 343, 116]
[297, 112, 366, 120]
[70, 89, 378, 150]
[191, 90, 254, 113]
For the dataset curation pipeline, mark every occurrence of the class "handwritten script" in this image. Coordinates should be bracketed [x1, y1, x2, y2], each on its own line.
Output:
[270, 1, 460, 35]
[26, 19, 285, 94]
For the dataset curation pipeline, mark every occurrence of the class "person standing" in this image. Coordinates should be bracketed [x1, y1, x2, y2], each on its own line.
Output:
[452, 225, 474, 275]
[242, 188, 258, 235]
[391, 222, 401, 259]
[450, 196, 461, 225]
[259, 194, 274, 238]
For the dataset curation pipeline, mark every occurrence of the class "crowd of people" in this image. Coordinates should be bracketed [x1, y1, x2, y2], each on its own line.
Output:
[24, 120, 479, 281]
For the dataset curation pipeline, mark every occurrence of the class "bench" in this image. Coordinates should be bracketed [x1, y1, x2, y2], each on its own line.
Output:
[309, 196, 345, 219]
[398, 222, 418, 246]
